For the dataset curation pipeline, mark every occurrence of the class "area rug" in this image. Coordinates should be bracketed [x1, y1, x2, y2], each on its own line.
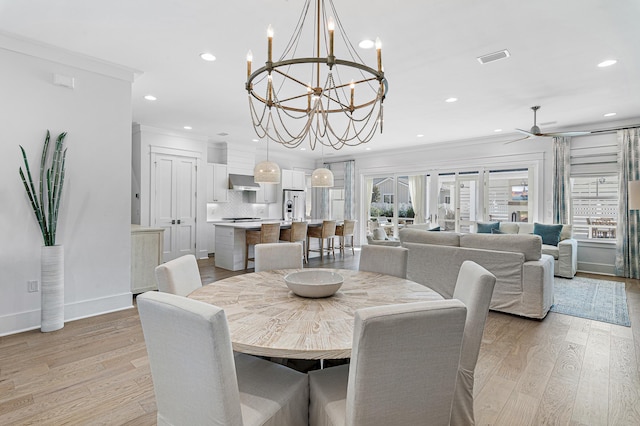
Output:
[551, 276, 631, 326]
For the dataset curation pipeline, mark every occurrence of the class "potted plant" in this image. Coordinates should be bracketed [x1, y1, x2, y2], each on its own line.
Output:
[19, 130, 68, 332]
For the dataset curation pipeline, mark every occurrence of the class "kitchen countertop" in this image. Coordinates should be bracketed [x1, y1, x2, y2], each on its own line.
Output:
[213, 219, 326, 230]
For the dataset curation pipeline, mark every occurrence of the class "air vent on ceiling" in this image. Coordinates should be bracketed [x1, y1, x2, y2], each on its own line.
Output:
[477, 49, 510, 65]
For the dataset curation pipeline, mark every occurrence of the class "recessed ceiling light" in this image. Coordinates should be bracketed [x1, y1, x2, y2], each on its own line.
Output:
[300, 147, 306, 151]
[598, 59, 617, 68]
[183, 126, 192, 130]
[494, 129, 503, 132]
[365, 147, 371, 151]
[144, 95, 157, 101]
[200, 52, 216, 62]
[417, 134, 424, 138]
[252, 138, 259, 142]
[604, 112, 617, 117]
[445, 97, 458, 103]
[358, 39, 375, 49]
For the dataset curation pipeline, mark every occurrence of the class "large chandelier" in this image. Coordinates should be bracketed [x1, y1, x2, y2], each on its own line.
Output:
[246, 0, 388, 151]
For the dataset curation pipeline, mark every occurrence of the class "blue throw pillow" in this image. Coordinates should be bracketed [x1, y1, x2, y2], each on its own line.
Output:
[491, 228, 506, 234]
[533, 223, 563, 246]
[476, 222, 500, 233]
[428, 226, 440, 231]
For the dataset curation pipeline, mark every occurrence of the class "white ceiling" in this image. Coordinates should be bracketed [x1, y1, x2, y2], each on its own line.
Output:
[1, 0, 639, 158]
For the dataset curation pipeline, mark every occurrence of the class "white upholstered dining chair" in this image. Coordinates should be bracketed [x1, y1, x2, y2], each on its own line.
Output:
[358, 245, 409, 278]
[154, 254, 202, 296]
[450, 260, 496, 426]
[309, 299, 467, 426]
[254, 242, 304, 272]
[137, 291, 309, 426]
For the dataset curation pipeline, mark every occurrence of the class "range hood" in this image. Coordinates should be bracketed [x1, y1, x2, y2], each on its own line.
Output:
[228, 174, 260, 191]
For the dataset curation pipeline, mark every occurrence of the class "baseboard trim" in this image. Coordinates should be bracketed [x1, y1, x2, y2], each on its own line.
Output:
[577, 261, 616, 276]
[0, 292, 133, 337]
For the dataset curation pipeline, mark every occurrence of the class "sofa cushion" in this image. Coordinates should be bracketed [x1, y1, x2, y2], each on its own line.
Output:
[476, 222, 500, 233]
[498, 222, 519, 234]
[533, 223, 563, 246]
[459, 233, 542, 261]
[491, 228, 506, 234]
[372, 228, 388, 240]
[399, 228, 460, 246]
[560, 224, 572, 241]
[541, 244, 559, 260]
[517, 223, 534, 234]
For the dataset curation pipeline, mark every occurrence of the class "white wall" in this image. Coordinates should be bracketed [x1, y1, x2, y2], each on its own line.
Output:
[0, 34, 136, 335]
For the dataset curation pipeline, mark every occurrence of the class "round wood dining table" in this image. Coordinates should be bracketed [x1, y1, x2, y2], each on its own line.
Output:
[188, 268, 443, 360]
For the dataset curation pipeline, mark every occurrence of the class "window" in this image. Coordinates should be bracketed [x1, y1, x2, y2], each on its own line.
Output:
[571, 176, 618, 240]
[383, 193, 394, 204]
[486, 169, 530, 222]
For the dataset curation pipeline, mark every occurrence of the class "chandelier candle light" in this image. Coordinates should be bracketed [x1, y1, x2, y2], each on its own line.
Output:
[246, 0, 388, 151]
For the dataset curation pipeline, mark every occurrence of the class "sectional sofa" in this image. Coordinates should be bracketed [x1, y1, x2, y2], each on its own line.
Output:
[399, 228, 555, 319]
[488, 222, 577, 278]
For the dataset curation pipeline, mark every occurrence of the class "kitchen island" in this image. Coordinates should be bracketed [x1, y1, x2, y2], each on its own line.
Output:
[214, 220, 328, 271]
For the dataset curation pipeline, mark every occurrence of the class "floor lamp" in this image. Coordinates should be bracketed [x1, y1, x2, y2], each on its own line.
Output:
[628, 181, 640, 272]
[628, 181, 640, 212]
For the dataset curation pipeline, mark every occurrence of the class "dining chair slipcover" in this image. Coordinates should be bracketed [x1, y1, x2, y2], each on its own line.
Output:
[309, 299, 467, 426]
[450, 261, 496, 426]
[358, 245, 409, 279]
[154, 254, 202, 297]
[254, 242, 304, 272]
[137, 291, 308, 426]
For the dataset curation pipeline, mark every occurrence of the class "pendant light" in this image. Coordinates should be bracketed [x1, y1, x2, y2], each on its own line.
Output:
[254, 131, 280, 184]
[311, 166, 334, 187]
[311, 145, 334, 187]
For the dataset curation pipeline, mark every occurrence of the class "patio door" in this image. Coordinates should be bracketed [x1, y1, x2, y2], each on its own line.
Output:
[436, 172, 478, 232]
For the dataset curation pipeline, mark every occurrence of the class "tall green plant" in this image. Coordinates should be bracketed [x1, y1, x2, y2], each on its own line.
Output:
[19, 130, 68, 246]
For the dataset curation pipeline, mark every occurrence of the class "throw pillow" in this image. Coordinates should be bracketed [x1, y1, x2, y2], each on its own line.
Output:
[428, 226, 440, 231]
[491, 228, 506, 234]
[476, 222, 500, 233]
[372, 228, 388, 240]
[533, 223, 563, 246]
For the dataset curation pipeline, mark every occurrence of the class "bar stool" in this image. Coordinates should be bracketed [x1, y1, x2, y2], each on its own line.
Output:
[280, 221, 309, 263]
[335, 219, 356, 256]
[307, 220, 337, 260]
[245, 222, 281, 270]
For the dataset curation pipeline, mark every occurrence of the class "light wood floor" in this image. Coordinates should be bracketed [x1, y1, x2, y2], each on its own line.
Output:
[1, 252, 639, 425]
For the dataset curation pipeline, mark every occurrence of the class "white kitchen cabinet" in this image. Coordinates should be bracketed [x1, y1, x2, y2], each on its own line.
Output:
[282, 169, 305, 190]
[249, 183, 277, 203]
[207, 223, 216, 254]
[131, 225, 164, 293]
[206, 163, 228, 202]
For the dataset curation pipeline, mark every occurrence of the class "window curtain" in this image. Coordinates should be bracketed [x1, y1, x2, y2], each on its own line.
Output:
[320, 163, 331, 219]
[615, 128, 640, 278]
[552, 136, 572, 224]
[408, 175, 426, 224]
[344, 160, 355, 220]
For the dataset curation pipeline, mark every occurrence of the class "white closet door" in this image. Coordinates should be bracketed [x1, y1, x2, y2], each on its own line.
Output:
[153, 153, 197, 262]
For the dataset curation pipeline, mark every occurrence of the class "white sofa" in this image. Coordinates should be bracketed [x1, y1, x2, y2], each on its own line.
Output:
[399, 228, 554, 319]
[490, 222, 577, 278]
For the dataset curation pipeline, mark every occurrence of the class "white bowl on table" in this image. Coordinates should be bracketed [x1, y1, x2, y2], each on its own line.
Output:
[284, 270, 344, 298]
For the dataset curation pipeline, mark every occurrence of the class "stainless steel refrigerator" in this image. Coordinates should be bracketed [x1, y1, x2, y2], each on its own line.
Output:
[282, 190, 306, 221]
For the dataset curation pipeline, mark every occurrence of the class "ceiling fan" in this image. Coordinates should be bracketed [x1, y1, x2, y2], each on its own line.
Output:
[516, 105, 593, 138]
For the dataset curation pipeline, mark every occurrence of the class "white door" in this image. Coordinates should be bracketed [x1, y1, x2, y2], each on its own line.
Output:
[153, 154, 197, 262]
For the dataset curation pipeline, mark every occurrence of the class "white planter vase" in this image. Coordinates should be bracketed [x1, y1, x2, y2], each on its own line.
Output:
[41, 245, 64, 332]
